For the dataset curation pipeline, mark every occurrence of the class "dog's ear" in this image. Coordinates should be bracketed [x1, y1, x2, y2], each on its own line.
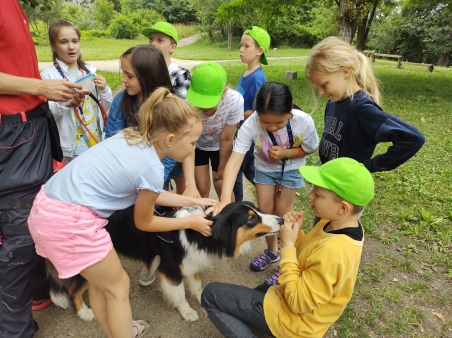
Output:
[206, 211, 214, 220]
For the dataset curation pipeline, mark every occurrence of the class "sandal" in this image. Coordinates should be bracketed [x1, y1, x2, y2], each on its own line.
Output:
[132, 320, 150, 338]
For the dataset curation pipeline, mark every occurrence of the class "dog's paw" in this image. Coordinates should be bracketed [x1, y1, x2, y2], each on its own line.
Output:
[78, 304, 95, 321]
[177, 304, 199, 322]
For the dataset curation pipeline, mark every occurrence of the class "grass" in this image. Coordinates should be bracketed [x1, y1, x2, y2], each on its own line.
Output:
[173, 38, 311, 60]
[222, 57, 452, 337]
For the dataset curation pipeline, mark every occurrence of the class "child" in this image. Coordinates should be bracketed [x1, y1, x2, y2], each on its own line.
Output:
[143, 21, 193, 195]
[28, 88, 217, 338]
[41, 20, 113, 163]
[202, 157, 375, 338]
[213, 82, 319, 285]
[305, 36, 425, 173]
[233, 26, 271, 202]
[186, 62, 244, 199]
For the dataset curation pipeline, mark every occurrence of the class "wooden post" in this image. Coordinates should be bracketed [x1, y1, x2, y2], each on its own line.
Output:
[285, 71, 297, 80]
[397, 56, 403, 68]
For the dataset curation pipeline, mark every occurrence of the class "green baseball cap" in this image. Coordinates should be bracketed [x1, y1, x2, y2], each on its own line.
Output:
[186, 62, 227, 109]
[142, 21, 178, 44]
[243, 26, 270, 65]
[299, 157, 374, 206]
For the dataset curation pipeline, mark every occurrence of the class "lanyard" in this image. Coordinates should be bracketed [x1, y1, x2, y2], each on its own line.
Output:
[266, 120, 294, 197]
[53, 61, 85, 116]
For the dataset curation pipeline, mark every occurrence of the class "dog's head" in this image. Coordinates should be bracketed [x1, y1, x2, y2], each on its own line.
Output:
[208, 201, 284, 258]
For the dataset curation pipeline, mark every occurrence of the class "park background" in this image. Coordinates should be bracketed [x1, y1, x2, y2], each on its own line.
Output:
[24, 0, 452, 337]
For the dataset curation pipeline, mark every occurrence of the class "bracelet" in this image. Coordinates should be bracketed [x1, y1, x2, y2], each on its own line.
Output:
[297, 146, 304, 158]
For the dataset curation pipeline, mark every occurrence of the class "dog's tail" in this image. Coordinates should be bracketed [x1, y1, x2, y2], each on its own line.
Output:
[50, 289, 71, 309]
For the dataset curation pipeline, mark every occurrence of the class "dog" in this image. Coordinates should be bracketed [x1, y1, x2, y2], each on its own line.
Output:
[46, 201, 283, 322]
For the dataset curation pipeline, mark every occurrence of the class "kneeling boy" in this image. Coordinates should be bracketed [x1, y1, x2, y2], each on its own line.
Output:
[201, 157, 374, 338]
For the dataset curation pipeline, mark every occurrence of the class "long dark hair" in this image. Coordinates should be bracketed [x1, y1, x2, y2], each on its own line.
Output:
[120, 45, 174, 127]
[255, 82, 293, 115]
[48, 20, 89, 74]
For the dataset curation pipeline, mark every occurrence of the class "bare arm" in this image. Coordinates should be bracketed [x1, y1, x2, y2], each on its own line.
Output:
[156, 190, 216, 207]
[181, 150, 201, 198]
[212, 151, 245, 215]
[134, 189, 213, 236]
[0, 72, 83, 101]
[214, 123, 236, 181]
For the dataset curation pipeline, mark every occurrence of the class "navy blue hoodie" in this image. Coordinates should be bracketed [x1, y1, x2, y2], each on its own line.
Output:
[319, 90, 425, 172]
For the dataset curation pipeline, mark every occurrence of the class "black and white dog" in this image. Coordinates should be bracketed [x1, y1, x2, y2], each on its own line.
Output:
[47, 201, 283, 321]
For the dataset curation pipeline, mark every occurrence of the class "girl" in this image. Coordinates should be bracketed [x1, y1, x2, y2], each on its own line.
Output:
[28, 88, 217, 338]
[106, 45, 200, 286]
[213, 82, 319, 285]
[105, 45, 199, 197]
[305, 36, 424, 174]
[41, 20, 113, 163]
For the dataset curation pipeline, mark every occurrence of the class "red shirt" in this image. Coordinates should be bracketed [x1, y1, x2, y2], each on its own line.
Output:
[0, 0, 46, 114]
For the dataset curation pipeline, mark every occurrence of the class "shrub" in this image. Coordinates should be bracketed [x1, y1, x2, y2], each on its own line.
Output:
[109, 14, 138, 39]
[81, 29, 110, 40]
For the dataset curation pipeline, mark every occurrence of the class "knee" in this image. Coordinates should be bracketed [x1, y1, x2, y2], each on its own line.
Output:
[103, 270, 130, 300]
[201, 282, 219, 309]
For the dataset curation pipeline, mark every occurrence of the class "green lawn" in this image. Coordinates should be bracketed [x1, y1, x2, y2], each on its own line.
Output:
[223, 58, 452, 338]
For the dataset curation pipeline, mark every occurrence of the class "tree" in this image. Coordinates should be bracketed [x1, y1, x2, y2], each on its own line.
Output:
[22, 0, 64, 44]
[92, 0, 116, 29]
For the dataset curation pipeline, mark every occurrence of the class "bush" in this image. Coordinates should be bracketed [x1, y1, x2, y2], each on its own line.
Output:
[126, 9, 165, 32]
[81, 29, 110, 40]
[109, 14, 138, 39]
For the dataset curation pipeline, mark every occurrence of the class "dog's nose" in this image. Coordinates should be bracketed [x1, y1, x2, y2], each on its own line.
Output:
[277, 217, 284, 225]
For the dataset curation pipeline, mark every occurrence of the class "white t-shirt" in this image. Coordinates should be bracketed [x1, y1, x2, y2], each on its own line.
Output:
[197, 88, 244, 151]
[45, 132, 164, 218]
[233, 109, 319, 172]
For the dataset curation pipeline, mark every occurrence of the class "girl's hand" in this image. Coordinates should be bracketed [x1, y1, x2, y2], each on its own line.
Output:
[212, 200, 230, 216]
[280, 211, 304, 248]
[187, 213, 213, 237]
[192, 197, 217, 208]
[94, 75, 107, 91]
[268, 146, 285, 162]
[182, 183, 201, 198]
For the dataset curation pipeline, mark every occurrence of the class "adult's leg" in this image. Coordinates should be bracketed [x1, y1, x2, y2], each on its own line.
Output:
[233, 170, 244, 202]
[242, 144, 256, 186]
[80, 248, 132, 338]
[0, 115, 53, 338]
[201, 282, 273, 338]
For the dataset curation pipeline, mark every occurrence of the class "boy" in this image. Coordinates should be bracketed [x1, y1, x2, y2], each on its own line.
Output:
[233, 26, 270, 202]
[186, 62, 244, 200]
[201, 157, 374, 338]
[142, 21, 191, 100]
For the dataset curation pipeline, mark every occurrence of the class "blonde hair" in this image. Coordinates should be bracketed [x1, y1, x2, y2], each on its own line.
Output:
[122, 87, 201, 147]
[330, 190, 365, 215]
[306, 36, 381, 109]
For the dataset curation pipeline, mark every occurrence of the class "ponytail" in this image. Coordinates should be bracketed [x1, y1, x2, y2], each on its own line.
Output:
[306, 36, 381, 107]
[123, 87, 200, 147]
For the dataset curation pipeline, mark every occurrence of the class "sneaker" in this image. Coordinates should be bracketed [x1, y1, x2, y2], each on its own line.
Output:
[32, 298, 52, 311]
[138, 268, 156, 286]
[250, 247, 280, 271]
[263, 269, 280, 286]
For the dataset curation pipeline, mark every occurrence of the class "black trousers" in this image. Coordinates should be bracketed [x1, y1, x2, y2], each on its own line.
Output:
[0, 111, 54, 338]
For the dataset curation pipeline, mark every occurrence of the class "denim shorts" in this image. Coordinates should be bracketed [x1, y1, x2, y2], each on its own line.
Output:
[254, 168, 305, 189]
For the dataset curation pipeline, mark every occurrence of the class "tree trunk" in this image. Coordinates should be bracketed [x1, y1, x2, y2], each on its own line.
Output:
[338, 18, 353, 43]
[356, 17, 367, 51]
[227, 21, 233, 51]
[337, 0, 353, 43]
[437, 53, 451, 67]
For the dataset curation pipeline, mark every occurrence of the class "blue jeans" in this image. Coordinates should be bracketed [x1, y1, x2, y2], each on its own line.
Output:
[233, 144, 255, 202]
[201, 282, 274, 338]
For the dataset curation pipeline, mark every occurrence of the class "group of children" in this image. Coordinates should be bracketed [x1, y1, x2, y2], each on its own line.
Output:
[28, 18, 425, 338]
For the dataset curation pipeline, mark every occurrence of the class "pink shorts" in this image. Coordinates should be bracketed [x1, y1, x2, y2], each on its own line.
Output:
[28, 187, 113, 278]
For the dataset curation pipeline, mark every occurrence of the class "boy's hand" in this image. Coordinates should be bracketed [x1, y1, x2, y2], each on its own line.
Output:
[268, 146, 285, 162]
[94, 74, 107, 91]
[212, 199, 230, 216]
[280, 211, 304, 248]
